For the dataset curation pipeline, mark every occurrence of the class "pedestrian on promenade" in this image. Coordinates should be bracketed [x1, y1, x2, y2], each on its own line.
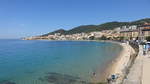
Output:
[143, 44, 146, 55]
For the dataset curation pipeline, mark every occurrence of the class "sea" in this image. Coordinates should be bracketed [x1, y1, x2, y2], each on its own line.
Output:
[0, 39, 122, 84]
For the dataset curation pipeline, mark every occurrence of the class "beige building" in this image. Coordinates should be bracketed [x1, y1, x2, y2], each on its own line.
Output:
[138, 23, 150, 40]
[131, 30, 139, 40]
[120, 23, 150, 41]
[120, 30, 138, 40]
[120, 30, 131, 40]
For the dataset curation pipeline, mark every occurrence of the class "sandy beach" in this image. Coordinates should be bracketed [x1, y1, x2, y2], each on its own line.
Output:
[112, 43, 135, 82]
[112, 43, 135, 74]
[98, 42, 136, 83]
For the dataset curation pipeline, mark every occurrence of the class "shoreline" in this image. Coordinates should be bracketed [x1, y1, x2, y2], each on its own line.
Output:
[97, 42, 136, 83]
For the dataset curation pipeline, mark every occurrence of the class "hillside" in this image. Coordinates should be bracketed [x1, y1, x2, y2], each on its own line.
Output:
[42, 18, 150, 36]
[42, 29, 67, 36]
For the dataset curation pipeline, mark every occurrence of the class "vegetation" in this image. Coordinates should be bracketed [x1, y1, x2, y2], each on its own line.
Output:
[99, 35, 108, 40]
[146, 36, 150, 41]
[42, 29, 67, 36]
[119, 36, 125, 41]
[42, 18, 150, 36]
[89, 36, 95, 40]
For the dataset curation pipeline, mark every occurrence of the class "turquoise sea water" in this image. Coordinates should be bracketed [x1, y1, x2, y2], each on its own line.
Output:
[0, 39, 122, 84]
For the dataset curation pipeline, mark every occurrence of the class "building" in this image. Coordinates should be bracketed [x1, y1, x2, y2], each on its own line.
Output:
[120, 30, 132, 40]
[120, 23, 150, 41]
[138, 23, 150, 41]
[120, 25, 138, 40]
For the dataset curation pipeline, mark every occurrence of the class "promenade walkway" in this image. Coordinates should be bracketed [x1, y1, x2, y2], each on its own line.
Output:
[142, 52, 150, 84]
[123, 45, 143, 84]
[123, 45, 150, 84]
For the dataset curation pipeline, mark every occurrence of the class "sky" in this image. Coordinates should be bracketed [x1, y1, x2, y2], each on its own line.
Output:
[0, 0, 150, 38]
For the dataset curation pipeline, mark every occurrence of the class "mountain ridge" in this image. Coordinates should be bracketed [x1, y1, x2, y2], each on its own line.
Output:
[42, 18, 150, 36]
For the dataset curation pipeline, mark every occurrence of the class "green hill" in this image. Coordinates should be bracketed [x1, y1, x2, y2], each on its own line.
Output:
[42, 18, 150, 36]
[42, 29, 67, 36]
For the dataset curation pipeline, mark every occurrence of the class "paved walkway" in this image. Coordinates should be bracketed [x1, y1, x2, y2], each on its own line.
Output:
[123, 45, 143, 84]
[123, 45, 150, 84]
[142, 52, 150, 84]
